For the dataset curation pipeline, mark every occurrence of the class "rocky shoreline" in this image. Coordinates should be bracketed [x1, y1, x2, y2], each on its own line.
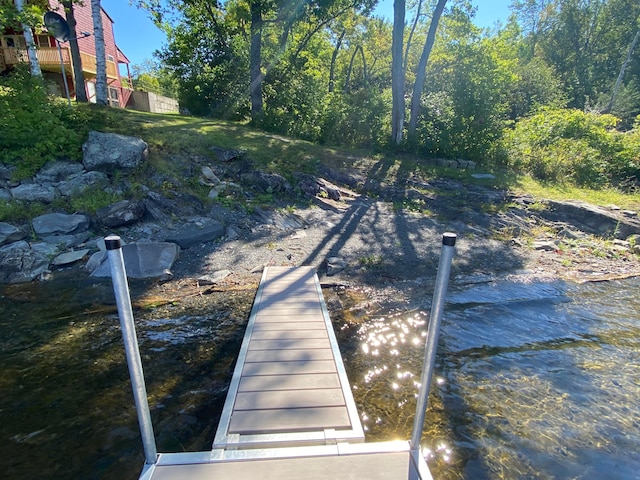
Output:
[1, 131, 639, 297]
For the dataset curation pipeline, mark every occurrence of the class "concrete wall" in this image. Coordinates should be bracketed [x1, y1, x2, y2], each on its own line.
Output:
[129, 91, 179, 114]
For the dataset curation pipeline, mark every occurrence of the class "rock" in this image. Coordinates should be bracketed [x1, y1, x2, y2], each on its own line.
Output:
[32, 213, 91, 236]
[211, 146, 245, 162]
[0, 188, 12, 201]
[39, 232, 91, 248]
[198, 269, 231, 285]
[10, 183, 57, 203]
[164, 222, 225, 248]
[240, 171, 292, 194]
[533, 240, 558, 251]
[85, 250, 106, 272]
[471, 173, 496, 179]
[0, 164, 16, 185]
[51, 249, 90, 266]
[35, 161, 84, 182]
[541, 200, 640, 239]
[326, 257, 347, 276]
[0, 241, 50, 283]
[96, 200, 145, 228]
[82, 131, 148, 173]
[0, 222, 26, 246]
[90, 242, 179, 278]
[201, 166, 221, 184]
[252, 208, 306, 231]
[30, 242, 60, 259]
[57, 171, 108, 197]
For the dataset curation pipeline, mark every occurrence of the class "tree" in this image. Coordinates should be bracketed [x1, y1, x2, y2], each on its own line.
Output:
[391, 0, 405, 145]
[15, 0, 41, 76]
[249, 0, 264, 121]
[62, 1, 87, 102]
[91, 0, 108, 105]
[408, 0, 447, 137]
[510, 0, 555, 59]
[605, 27, 640, 114]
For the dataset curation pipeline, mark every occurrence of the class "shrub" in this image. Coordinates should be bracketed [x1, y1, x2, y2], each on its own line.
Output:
[0, 66, 85, 179]
[505, 107, 639, 188]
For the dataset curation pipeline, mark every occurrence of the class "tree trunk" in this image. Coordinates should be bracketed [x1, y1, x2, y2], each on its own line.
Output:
[63, 1, 88, 102]
[605, 28, 640, 114]
[408, 0, 447, 138]
[345, 46, 367, 91]
[249, 0, 264, 122]
[391, 0, 406, 145]
[91, 0, 108, 105]
[329, 30, 345, 92]
[16, 0, 41, 76]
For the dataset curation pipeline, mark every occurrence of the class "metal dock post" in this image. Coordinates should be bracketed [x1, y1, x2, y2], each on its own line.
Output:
[106, 235, 158, 465]
[410, 232, 456, 451]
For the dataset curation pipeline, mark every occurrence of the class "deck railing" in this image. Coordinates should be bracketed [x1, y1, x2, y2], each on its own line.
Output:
[1, 46, 118, 79]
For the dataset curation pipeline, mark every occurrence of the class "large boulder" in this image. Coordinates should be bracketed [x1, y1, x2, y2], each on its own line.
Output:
[82, 131, 148, 173]
[96, 200, 145, 228]
[90, 242, 179, 278]
[32, 213, 91, 237]
[0, 241, 50, 283]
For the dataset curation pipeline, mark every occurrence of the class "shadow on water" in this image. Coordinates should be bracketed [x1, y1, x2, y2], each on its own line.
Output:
[0, 270, 253, 479]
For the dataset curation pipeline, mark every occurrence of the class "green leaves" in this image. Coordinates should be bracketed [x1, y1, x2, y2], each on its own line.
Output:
[506, 107, 639, 189]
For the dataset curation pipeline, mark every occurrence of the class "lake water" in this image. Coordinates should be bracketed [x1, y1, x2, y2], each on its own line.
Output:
[1, 273, 638, 479]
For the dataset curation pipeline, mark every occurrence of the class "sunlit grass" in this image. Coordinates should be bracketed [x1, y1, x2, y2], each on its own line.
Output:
[513, 176, 640, 210]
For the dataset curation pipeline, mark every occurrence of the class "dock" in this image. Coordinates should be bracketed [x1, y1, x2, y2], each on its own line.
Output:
[213, 266, 364, 449]
[106, 231, 455, 479]
[138, 266, 432, 479]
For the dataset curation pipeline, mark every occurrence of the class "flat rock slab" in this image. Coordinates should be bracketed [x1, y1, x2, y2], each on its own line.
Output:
[90, 242, 179, 278]
[165, 222, 225, 248]
[32, 213, 91, 236]
[52, 249, 91, 266]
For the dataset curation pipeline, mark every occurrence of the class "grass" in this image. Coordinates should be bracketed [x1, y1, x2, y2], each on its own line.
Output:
[4, 106, 639, 224]
[513, 176, 640, 211]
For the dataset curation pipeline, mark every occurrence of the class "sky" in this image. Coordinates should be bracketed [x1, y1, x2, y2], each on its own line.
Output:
[101, 0, 513, 68]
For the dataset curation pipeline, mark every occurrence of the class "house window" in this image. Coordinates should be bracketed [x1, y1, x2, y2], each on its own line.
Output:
[36, 35, 51, 47]
[4, 36, 27, 48]
[108, 87, 119, 107]
[107, 54, 114, 62]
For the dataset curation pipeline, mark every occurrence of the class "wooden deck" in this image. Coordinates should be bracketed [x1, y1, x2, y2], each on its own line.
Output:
[213, 266, 364, 448]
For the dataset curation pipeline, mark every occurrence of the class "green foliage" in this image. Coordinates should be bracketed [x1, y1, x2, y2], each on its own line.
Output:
[0, 66, 89, 179]
[0, 0, 47, 31]
[68, 187, 122, 215]
[0, 200, 47, 223]
[506, 108, 640, 188]
[318, 89, 389, 148]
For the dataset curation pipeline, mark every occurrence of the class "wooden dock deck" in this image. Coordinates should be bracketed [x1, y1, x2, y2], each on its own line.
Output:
[139, 266, 432, 479]
[213, 266, 364, 449]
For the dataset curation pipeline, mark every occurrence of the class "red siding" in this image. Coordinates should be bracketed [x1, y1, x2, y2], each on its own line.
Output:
[47, 0, 129, 102]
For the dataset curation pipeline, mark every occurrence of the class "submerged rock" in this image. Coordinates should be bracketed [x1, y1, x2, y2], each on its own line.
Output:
[90, 242, 180, 279]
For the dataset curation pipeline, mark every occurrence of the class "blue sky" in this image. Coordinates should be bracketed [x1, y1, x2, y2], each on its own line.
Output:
[101, 0, 512, 68]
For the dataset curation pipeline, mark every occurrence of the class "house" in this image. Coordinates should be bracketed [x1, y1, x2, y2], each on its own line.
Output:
[0, 0, 133, 108]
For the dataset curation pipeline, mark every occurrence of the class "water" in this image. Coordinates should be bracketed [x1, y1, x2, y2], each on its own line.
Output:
[341, 277, 640, 479]
[1, 273, 639, 479]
